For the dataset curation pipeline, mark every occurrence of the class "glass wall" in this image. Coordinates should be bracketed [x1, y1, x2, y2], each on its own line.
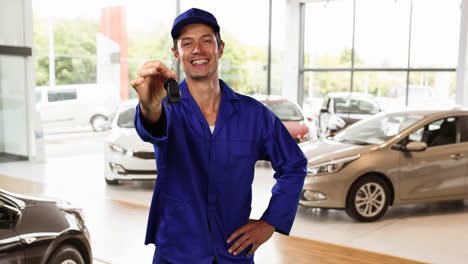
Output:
[32, 0, 274, 133]
[304, 0, 354, 69]
[181, 0, 270, 95]
[354, 0, 410, 68]
[303, 0, 461, 114]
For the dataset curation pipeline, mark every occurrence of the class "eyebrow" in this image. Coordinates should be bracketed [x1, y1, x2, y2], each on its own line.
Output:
[180, 34, 214, 42]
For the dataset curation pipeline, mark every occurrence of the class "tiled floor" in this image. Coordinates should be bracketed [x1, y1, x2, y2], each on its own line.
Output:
[0, 172, 427, 264]
[1, 131, 467, 263]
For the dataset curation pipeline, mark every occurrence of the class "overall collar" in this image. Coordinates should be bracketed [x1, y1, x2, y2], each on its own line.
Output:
[179, 79, 239, 137]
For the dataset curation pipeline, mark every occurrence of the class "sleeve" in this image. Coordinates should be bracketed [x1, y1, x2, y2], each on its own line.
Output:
[134, 102, 171, 145]
[259, 109, 307, 235]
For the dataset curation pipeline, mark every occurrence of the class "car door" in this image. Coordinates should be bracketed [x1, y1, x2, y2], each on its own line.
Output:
[39, 87, 79, 126]
[0, 200, 25, 264]
[459, 115, 468, 194]
[399, 116, 467, 201]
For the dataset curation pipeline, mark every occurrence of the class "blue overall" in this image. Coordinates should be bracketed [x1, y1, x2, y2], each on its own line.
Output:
[135, 79, 307, 264]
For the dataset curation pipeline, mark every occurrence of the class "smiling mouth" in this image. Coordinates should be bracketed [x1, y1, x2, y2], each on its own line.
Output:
[191, 59, 209, 65]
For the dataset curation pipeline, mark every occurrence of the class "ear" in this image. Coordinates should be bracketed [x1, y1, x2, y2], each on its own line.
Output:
[217, 41, 225, 59]
[172, 48, 181, 62]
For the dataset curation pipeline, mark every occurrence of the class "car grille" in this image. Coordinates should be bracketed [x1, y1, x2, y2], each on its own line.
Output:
[132, 151, 155, 159]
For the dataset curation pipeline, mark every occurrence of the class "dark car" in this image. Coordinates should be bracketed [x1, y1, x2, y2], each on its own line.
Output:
[319, 92, 381, 136]
[0, 189, 92, 264]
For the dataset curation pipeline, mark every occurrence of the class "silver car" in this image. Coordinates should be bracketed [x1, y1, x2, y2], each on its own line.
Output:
[299, 108, 468, 222]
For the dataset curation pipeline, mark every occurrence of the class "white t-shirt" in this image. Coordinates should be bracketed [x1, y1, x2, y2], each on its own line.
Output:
[209, 125, 215, 134]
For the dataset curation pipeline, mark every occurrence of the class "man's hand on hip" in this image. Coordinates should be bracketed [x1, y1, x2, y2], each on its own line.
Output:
[226, 220, 275, 257]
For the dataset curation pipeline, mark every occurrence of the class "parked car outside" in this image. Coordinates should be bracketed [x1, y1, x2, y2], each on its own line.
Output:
[104, 99, 157, 185]
[319, 92, 381, 136]
[254, 95, 317, 143]
[299, 108, 468, 222]
[36, 84, 119, 133]
[0, 189, 92, 264]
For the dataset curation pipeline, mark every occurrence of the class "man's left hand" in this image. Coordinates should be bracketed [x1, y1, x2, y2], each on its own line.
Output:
[226, 220, 275, 256]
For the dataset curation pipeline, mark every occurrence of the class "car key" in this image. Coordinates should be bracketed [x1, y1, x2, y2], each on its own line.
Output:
[164, 78, 181, 104]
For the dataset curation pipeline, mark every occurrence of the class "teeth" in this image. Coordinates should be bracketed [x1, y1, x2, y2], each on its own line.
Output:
[192, 59, 208, 65]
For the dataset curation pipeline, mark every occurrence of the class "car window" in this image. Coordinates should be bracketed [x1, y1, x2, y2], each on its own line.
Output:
[47, 89, 77, 102]
[409, 127, 424, 142]
[117, 107, 136, 128]
[428, 119, 443, 131]
[358, 100, 379, 115]
[460, 116, 468, 142]
[411, 117, 457, 147]
[36, 90, 42, 104]
[332, 113, 424, 145]
[265, 101, 303, 121]
[334, 98, 353, 114]
[0, 200, 12, 223]
[322, 96, 330, 110]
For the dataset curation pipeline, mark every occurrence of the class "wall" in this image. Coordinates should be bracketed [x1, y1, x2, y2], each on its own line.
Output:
[0, 0, 36, 159]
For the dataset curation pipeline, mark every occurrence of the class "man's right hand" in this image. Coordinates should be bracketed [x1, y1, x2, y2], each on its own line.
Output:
[130, 61, 177, 122]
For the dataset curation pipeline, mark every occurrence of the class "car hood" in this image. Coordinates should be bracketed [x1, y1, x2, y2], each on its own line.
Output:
[1, 189, 60, 208]
[299, 138, 378, 165]
[282, 120, 309, 137]
[107, 127, 154, 152]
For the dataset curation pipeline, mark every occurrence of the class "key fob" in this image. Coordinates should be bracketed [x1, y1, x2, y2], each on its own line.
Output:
[164, 79, 181, 104]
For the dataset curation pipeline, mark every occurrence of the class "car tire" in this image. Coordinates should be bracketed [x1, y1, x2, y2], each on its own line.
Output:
[91, 114, 107, 132]
[345, 175, 390, 222]
[47, 244, 85, 264]
[105, 177, 119, 185]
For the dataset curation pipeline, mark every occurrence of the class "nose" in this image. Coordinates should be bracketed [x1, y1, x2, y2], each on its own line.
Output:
[192, 41, 204, 54]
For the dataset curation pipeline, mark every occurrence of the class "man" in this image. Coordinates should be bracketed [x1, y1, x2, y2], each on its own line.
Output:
[131, 8, 307, 264]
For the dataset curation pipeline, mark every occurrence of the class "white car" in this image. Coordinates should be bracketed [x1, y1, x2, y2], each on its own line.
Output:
[36, 84, 119, 132]
[104, 99, 157, 185]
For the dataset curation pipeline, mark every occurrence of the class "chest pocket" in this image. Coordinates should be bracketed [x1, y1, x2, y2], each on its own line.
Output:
[228, 140, 258, 165]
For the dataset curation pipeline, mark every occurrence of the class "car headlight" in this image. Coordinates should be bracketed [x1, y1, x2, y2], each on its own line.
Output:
[109, 143, 132, 156]
[307, 154, 360, 176]
[57, 200, 86, 220]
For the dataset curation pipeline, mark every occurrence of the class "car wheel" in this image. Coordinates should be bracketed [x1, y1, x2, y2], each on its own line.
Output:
[105, 177, 119, 185]
[345, 175, 390, 222]
[90, 114, 107, 132]
[47, 245, 85, 264]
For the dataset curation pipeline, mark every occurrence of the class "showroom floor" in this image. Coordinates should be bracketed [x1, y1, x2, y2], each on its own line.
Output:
[0, 130, 467, 264]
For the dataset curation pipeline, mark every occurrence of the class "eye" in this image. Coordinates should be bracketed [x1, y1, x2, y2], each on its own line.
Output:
[182, 42, 192, 47]
[203, 39, 213, 44]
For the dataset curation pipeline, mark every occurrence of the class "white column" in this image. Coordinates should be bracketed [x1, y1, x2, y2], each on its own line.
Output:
[455, 0, 468, 107]
[282, 0, 301, 104]
[25, 0, 46, 161]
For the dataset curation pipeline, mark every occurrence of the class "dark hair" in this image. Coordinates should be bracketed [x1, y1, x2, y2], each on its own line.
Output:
[173, 32, 223, 53]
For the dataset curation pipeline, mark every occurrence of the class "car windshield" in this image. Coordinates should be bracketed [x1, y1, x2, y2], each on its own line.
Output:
[331, 112, 425, 145]
[264, 101, 304, 121]
[334, 97, 379, 115]
[117, 107, 136, 128]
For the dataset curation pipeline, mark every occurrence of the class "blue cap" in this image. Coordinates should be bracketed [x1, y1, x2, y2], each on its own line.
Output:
[171, 8, 220, 39]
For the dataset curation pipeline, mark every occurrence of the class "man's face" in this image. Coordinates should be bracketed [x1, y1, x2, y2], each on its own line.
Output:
[172, 23, 224, 81]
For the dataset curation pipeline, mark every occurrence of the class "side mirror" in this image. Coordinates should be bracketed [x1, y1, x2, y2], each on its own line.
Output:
[0, 203, 22, 228]
[406, 141, 427, 152]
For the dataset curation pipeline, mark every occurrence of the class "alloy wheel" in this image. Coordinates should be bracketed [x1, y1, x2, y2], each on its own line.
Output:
[354, 182, 386, 217]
